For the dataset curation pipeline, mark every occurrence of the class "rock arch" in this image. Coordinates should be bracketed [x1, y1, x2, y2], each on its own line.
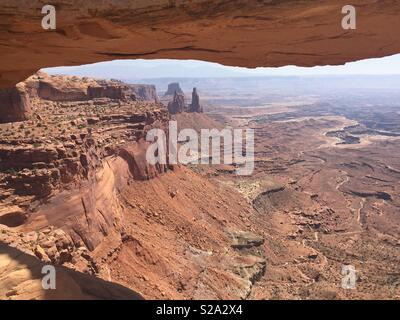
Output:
[1, 0, 400, 120]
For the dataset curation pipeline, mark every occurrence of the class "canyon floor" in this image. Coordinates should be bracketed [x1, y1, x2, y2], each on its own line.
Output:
[202, 87, 400, 299]
[0, 74, 399, 299]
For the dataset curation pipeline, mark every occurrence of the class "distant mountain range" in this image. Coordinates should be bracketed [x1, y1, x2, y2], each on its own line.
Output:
[44, 59, 400, 97]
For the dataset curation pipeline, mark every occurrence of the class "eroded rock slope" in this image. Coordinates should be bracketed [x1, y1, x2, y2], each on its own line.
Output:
[0, 73, 266, 299]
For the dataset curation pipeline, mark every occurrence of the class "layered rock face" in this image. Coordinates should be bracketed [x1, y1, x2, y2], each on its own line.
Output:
[0, 72, 268, 300]
[129, 84, 159, 103]
[0, 73, 161, 125]
[167, 91, 186, 115]
[188, 87, 203, 113]
[0, 72, 185, 299]
[13, 72, 157, 106]
[87, 83, 158, 103]
[0, 85, 31, 123]
[162, 83, 203, 115]
[38, 80, 88, 101]
[165, 83, 183, 96]
[87, 85, 126, 100]
[0, 72, 170, 232]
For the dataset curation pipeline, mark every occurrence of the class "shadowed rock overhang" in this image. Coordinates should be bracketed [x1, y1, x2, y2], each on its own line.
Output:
[0, 0, 399, 87]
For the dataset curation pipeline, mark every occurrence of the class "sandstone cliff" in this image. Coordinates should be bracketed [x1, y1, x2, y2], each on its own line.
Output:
[129, 84, 159, 103]
[0, 72, 161, 124]
[0, 72, 269, 299]
[0, 73, 170, 244]
[0, 85, 31, 123]
[32, 73, 159, 103]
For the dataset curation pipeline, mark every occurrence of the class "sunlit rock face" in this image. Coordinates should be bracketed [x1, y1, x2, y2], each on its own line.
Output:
[0, 243, 144, 300]
[1, 0, 400, 88]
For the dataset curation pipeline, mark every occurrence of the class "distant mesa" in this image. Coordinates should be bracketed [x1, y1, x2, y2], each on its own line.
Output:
[164, 82, 183, 96]
[0, 72, 159, 123]
[34, 72, 160, 103]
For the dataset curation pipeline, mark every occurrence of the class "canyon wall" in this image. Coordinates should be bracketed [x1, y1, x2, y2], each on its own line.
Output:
[0, 73, 170, 230]
[0, 72, 267, 299]
[0, 73, 160, 123]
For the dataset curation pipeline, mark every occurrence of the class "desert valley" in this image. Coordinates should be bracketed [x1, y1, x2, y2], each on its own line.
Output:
[0, 68, 399, 300]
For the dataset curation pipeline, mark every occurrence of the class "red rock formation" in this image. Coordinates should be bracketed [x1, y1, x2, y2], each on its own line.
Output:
[88, 82, 158, 102]
[0, 74, 170, 231]
[0, 72, 271, 300]
[0, 85, 31, 123]
[0, 242, 143, 300]
[33, 74, 159, 103]
[0, 72, 163, 124]
[129, 84, 159, 103]
[87, 85, 127, 100]
[118, 141, 168, 181]
[38, 80, 88, 101]
[167, 91, 186, 115]
[188, 87, 203, 113]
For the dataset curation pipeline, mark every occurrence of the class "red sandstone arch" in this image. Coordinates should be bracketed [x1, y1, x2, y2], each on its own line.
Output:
[1, 0, 400, 87]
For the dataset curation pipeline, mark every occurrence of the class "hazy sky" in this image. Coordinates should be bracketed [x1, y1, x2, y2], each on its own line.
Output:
[45, 54, 400, 79]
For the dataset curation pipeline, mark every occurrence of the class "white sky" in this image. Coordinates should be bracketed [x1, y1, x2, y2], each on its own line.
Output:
[45, 54, 400, 79]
